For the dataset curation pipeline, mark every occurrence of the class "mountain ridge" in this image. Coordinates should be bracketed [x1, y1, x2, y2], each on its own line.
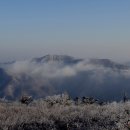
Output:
[31, 54, 83, 65]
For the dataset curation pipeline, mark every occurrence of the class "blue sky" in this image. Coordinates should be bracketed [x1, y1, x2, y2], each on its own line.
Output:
[0, 0, 130, 62]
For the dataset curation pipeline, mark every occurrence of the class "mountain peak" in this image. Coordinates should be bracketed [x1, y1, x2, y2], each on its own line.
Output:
[31, 54, 83, 64]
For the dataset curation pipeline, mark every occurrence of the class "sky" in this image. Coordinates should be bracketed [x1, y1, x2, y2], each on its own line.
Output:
[0, 0, 130, 62]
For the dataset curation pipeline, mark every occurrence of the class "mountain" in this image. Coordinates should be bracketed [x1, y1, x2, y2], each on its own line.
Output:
[0, 55, 130, 101]
[0, 61, 15, 68]
[31, 54, 83, 65]
[90, 59, 129, 70]
[0, 68, 12, 97]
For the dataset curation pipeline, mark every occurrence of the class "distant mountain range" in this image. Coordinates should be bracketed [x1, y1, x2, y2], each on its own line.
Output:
[0, 54, 130, 101]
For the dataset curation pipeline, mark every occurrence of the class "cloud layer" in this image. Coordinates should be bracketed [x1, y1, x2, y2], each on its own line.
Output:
[1, 58, 130, 101]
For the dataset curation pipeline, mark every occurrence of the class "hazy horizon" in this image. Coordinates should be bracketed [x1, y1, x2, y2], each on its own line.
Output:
[0, 0, 130, 62]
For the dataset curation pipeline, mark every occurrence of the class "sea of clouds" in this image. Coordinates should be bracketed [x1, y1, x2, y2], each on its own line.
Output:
[1, 59, 130, 101]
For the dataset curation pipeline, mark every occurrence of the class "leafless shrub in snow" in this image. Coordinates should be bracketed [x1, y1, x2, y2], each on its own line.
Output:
[20, 96, 33, 105]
